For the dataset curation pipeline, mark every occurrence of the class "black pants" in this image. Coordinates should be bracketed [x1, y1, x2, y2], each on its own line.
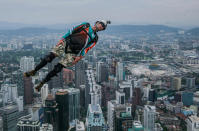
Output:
[35, 52, 64, 83]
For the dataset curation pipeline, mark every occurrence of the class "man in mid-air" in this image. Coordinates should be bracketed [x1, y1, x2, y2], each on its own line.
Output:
[24, 20, 111, 92]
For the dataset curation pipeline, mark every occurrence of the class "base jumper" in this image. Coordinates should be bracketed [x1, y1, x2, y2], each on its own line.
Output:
[24, 20, 111, 92]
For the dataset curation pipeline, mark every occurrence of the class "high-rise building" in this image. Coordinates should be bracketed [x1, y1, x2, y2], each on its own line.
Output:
[41, 84, 49, 105]
[186, 77, 195, 88]
[55, 89, 69, 131]
[79, 85, 85, 108]
[96, 61, 103, 83]
[44, 94, 59, 131]
[90, 84, 101, 105]
[186, 115, 199, 131]
[96, 62, 108, 83]
[107, 100, 117, 131]
[101, 83, 116, 107]
[1, 84, 18, 102]
[85, 69, 101, 107]
[20, 56, 35, 73]
[0, 116, 3, 131]
[116, 90, 125, 104]
[0, 105, 19, 131]
[17, 115, 40, 131]
[16, 96, 24, 112]
[171, 77, 181, 90]
[63, 68, 74, 85]
[86, 104, 106, 131]
[23, 76, 33, 105]
[30, 103, 44, 122]
[101, 64, 109, 82]
[114, 104, 133, 131]
[174, 92, 182, 102]
[116, 62, 124, 81]
[182, 92, 193, 106]
[65, 88, 80, 126]
[48, 58, 63, 89]
[144, 105, 156, 131]
[75, 60, 87, 88]
[148, 89, 156, 102]
[132, 88, 141, 106]
[119, 80, 133, 101]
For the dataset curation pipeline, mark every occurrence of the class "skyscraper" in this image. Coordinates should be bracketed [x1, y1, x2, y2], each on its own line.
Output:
[107, 100, 117, 131]
[144, 105, 156, 131]
[171, 77, 181, 90]
[149, 89, 157, 102]
[48, 58, 63, 89]
[1, 84, 18, 102]
[16, 96, 24, 112]
[0, 116, 3, 131]
[75, 60, 87, 88]
[0, 105, 19, 131]
[116, 62, 124, 81]
[44, 94, 59, 131]
[79, 85, 85, 108]
[20, 56, 35, 73]
[116, 90, 125, 104]
[65, 88, 80, 126]
[23, 76, 33, 105]
[132, 88, 142, 106]
[86, 104, 106, 131]
[90, 84, 101, 106]
[186, 77, 195, 88]
[55, 89, 69, 131]
[41, 84, 49, 105]
[114, 105, 133, 131]
[96, 62, 108, 83]
[86, 69, 101, 106]
[63, 68, 74, 85]
[96, 61, 103, 83]
[182, 92, 193, 106]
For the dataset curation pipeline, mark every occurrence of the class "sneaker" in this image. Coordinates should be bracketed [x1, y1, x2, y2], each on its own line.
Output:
[35, 82, 45, 92]
[24, 70, 36, 77]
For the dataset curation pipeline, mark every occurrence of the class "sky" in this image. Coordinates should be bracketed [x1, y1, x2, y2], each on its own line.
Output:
[0, 0, 199, 27]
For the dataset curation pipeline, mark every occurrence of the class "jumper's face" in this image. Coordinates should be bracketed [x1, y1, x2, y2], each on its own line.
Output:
[95, 22, 105, 31]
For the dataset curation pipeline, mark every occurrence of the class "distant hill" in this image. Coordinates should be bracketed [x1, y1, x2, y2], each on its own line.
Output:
[0, 27, 62, 36]
[105, 25, 180, 35]
[0, 21, 36, 30]
[186, 28, 199, 35]
[0, 22, 188, 36]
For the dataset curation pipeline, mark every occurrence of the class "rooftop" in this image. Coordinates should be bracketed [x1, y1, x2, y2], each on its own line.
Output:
[187, 115, 199, 122]
[121, 112, 131, 118]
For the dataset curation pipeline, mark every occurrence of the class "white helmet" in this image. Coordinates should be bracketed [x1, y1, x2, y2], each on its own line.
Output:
[95, 20, 111, 30]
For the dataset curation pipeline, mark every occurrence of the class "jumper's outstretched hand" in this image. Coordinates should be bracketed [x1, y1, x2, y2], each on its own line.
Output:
[72, 56, 83, 65]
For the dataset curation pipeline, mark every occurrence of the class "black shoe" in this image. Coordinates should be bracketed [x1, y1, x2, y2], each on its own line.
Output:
[24, 70, 36, 77]
[35, 82, 45, 92]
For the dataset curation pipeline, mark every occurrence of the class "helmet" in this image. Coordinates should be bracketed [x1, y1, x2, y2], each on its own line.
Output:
[95, 20, 111, 30]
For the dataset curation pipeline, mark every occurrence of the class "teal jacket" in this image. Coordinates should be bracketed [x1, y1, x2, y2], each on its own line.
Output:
[62, 22, 98, 57]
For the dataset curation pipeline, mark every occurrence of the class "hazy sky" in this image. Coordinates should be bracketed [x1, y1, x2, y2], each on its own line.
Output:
[0, 0, 199, 27]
